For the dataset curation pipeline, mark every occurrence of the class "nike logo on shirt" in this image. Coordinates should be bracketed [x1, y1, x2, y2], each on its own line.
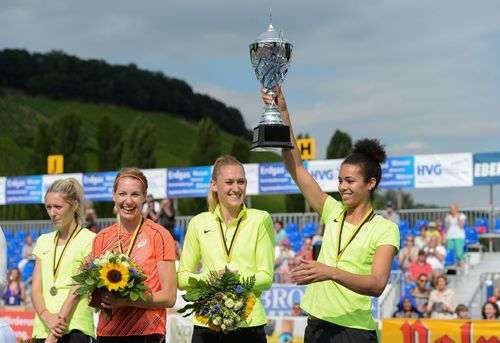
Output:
[204, 229, 214, 234]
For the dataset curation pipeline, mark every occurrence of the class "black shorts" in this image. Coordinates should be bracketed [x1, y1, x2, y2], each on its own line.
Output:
[304, 318, 377, 343]
[191, 325, 267, 343]
[34, 330, 95, 343]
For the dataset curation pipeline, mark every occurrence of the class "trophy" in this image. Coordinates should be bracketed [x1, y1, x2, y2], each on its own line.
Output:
[249, 18, 293, 151]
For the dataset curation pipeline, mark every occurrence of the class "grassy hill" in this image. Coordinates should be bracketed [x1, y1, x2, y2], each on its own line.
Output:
[0, 89, 287, 216]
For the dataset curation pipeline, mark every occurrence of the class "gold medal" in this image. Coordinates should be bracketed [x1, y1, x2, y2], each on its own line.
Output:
[50, 286, 58, 296]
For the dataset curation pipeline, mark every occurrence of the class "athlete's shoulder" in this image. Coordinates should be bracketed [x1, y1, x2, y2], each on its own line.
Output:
[94, 224, 118, 238]
[79, 227, 96, 240]
[246, 208, 272, 220]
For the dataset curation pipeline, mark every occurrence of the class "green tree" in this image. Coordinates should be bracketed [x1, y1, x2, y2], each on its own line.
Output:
[326, 130, 352, 159]
[51, 115, 88, 172]
[123, 115, 156, 168]
[31, 121, 52, 174]
[191, 117, 221, 166]
[97, 116, 123, 171]
[230, 137, 250, 163]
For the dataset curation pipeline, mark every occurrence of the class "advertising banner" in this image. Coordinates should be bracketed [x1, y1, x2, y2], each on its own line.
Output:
[143, 168, 167, 199]
[382, 318, 500, 343]
[42, 173, 83, 198]
[0, 309, 35, 342]
[380, 156, 415, 189]
[167, 166, 211, 198]
[244, 163, 259, 196]
[307, 159, 342, 192]
[473, 152, 500, 185]
[82, 171, 117, 201]
[259, 163, 301, 195]
[5, 176, 43, 204]
[0, 177, 5, 205]
[261, 284, 307, 316]
[414, 153, 473, 188]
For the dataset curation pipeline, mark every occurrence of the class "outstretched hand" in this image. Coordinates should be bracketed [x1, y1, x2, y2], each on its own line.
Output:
[290, 258, 335, 285]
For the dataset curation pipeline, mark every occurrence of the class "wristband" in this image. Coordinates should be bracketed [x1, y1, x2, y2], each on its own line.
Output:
[39, 308, 48, 317]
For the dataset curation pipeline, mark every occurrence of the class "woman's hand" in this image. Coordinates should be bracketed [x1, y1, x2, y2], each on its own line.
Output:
[290, 258, 334, 285]
[41, 311, 66, 337]
[100, 291, 129, 309]
[261, 85, 287, 112]
[44, 333, 58, 343]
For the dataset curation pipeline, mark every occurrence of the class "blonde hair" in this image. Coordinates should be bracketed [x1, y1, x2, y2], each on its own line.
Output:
[45, 178, 84, 226]
[207, 155, 245, 212]
[113, 167, 148, 194]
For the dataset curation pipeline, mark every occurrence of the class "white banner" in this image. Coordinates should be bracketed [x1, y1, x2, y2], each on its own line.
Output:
[307, 159, 342, 192]
[143, 168, 167, 199]
[42, 173, 84, 202]
[0, 177, 5, 205]
[414, 153, 473, 188]
[244, 163, 259, 196]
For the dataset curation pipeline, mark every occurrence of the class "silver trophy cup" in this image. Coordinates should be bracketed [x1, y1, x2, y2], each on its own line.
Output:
[249, 21, 293, 151]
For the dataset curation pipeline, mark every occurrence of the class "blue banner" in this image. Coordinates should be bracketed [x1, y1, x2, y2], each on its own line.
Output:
[261, 285, 306, 316]
[380, 156, 414, 189]
[83, 172, 118, 201]
[473, 152, 500, 185]
[167, 166, 211, 198]
[258, 163, 301, 194]
[6, 176, 43, 204]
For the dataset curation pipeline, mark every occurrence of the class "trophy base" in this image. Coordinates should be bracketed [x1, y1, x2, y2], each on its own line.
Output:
[250, 124, 294, 151]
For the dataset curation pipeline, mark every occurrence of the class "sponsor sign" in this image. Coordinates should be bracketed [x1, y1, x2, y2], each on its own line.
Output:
[258, 163, 301, 195]
[167, 166, 211, 198]
[0, 309, 35, 342]
[143, 168, 167, 199]
[5, 176, 43, 204]
[473, 152, 500, 185]
[382, 318, 500, 343]
[414, 153, 473, 188]
[82, 171, 117, 201]
[0, 177, 5, 205]
[42, 174, 83, 198]
[380, 156, 415, 189]
[243, 163, 259, 196]
[307, 159, 342, 192]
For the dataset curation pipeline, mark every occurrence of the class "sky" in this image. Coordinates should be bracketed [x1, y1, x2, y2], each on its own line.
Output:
[1, 0, 499, 208]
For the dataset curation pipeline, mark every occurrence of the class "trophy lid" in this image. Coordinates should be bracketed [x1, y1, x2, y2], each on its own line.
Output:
[253, 23, 290, 44]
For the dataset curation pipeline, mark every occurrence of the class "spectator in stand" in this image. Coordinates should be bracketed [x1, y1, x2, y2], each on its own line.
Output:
[18, 234, 36, 273]
[274, 220, 288, 245]
[392, 295, 422, 318]
[0, 226, 6, 292]
[296, 236, 313, 261]
[426, 221, 444, 245]
[398, 235, 419, 272]
[311, 223, 324, 245]
[157, 198, 176, 238]
[410, 273, 431, 314]
[84, 207, 98, 233]
[407, 250, 432, 283]
[3, 268, 26, 306]
[436, 218, 446, 239]
[383, 201, 400, 225]
[424, 236, 447, 282]
[455, 304, 469, 319]
[142, 194, 160, 221]
[275, 241, 296, 283]
[427, 274, 457, 319]
[414, 224, 428, 249]
[445, 203, 467, 269]
[481, 301, 500, 320]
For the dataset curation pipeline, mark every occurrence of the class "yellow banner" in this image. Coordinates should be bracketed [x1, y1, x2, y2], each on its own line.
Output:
[382, 319, 500, 343]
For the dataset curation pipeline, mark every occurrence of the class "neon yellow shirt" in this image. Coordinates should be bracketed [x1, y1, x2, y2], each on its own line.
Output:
[32, 228, 95, 339]
[178, 205, 275, 327]
[301, 196, 400, 330]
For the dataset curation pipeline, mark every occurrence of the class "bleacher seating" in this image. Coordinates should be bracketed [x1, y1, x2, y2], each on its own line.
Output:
[301, 222, 316, 238]
[465, 227, 479, 246]
[495, 218, 500, 233]
[444, 249, 456, 266]
[474, 217, 489, 233]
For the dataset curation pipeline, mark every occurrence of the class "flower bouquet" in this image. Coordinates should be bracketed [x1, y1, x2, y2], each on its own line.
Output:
[72, 251, 148, 320]
[178, 267, 256, 334]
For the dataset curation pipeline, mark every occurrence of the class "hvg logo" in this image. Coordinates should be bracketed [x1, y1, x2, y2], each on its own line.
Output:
[417, 164, 442, 176]
[310, 169, 334, 180]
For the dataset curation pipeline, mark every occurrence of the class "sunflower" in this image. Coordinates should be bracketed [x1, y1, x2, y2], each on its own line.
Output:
[99, 263, 129, 291]
[195, 314, 210, 325]
[242, 295, 256, 320]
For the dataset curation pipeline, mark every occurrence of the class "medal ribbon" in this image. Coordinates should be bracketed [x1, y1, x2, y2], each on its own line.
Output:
[336, 208, 374, 262]
[53, 224, 81, 284]
[117, 217, 143, 257]
[218, 217, 243, 263]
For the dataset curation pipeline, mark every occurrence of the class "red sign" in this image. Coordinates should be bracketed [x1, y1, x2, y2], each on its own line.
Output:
[0, 310, 34, 342]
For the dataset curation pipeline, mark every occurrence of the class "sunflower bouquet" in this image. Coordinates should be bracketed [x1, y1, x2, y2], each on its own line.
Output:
[179, 267, 256, 334]
[72, 251, 148, 320]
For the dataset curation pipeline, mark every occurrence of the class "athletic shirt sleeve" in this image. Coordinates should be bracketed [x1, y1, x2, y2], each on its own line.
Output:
[152, 223, 176, 261]
[374, 218, 400, 254]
